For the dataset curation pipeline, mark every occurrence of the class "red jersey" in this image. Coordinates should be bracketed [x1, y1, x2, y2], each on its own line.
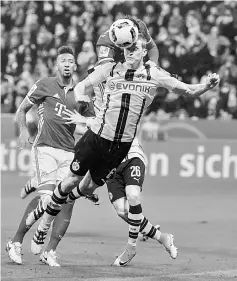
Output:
[96, 19, 152, 60]
[27, 77, 94, 152]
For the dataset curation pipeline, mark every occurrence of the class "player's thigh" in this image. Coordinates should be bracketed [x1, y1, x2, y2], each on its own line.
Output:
[70, 130, 101, 177]
[91, 141, 131, 186]
[31, 146, 57, 187]
[56, 150, 74, 185]
[107, 173, 126, 204]
[123, 157, 145, 203]
[123, 158, 145, 190]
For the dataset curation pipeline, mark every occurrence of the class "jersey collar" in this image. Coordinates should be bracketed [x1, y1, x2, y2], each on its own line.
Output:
[56, 76, 74, 89]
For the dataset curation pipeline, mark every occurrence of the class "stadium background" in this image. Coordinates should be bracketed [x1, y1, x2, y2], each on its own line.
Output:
[1, 1, 237, 280]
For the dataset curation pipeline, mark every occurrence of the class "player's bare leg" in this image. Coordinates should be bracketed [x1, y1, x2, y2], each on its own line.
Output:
[6, 195, 40, 264]
[67, 171, 99, 202]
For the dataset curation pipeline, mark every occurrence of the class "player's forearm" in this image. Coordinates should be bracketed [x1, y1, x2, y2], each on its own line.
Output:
[15, 98, 33, 132]
[173, 82, 211, 98]
[147, 41, 159, 64]
[16, 110, 28, 132]
[74, 79, 91, 103]
[185, 83, 211, 98]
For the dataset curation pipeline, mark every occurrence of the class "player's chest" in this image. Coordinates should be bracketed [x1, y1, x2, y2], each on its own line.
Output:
[44, 87, 78, 117]
[106, 75, 156, 98]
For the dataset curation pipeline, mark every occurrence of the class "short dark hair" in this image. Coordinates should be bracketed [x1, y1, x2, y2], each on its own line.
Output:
[57, 46, 74, 57]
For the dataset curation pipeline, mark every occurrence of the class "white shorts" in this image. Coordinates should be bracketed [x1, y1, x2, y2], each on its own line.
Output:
[31, 146, 74, 190]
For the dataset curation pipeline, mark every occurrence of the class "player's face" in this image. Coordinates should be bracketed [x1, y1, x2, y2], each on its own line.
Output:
[124, 40, 147, 67]
[56, 53, 76, 78]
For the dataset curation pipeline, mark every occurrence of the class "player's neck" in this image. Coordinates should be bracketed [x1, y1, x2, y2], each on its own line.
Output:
[57, 75, 73, 87]
[125, 60, 144, 70]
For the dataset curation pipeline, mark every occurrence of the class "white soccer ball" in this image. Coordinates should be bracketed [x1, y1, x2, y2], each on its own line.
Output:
[109, 19, 139, 49]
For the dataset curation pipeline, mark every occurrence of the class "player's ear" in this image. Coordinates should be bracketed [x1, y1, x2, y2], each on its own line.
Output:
[74, 63, 77, 71]
[142, 48, 148, 58]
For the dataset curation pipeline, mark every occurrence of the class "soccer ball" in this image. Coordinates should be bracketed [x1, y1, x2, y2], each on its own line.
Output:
[109, 19, 139, 49]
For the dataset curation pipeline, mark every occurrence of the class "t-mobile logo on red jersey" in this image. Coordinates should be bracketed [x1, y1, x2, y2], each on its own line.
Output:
[55, 102, 67, 117]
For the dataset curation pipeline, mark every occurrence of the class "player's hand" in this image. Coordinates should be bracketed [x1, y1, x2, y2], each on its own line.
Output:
[206, 73, 220, 89]
[146, 60, 158, 68]
[18, 127, 29, 150]
[63, 109, 86, 125]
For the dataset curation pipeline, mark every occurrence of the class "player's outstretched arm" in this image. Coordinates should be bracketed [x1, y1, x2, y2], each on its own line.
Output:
[172, 73, 220, 98]
[74, 78, 93, 103]
[15, 97, 33, 149]
[138, 20, 159, 64]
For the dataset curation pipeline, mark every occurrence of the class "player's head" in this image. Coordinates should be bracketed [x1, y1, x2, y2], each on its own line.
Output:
[56, 46, 77, 78]
[124, 33, 147, 68]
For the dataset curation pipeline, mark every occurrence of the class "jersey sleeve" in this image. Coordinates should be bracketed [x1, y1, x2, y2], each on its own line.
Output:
[151, 67, 181, 91]
[87, 62, 114, 86]
[26, 79, 48, 104]
[96, 30, 121, 59]
[97, 30, 116, 49]
[138, 20, 152, 44]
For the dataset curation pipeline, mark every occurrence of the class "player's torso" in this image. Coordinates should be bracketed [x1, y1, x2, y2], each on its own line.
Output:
[91, 64, 157, 142]
[35, 78, 79, 152]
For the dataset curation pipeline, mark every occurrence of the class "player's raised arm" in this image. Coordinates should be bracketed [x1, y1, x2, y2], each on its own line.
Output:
[153, 68, 220, 98]
[172, 73, 220, 98]
[137, 19, 159, 64]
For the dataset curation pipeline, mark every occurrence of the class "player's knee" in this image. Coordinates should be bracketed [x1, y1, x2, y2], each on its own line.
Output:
[48, 196, 63, 211]
[64, 171, 82, 192]
[126, 185, 141, 206]
[116, 207, 128, 220]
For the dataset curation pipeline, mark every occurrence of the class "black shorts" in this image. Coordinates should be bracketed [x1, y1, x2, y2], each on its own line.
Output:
[70, 129, 131, 186]
[106, 157, 145, 203]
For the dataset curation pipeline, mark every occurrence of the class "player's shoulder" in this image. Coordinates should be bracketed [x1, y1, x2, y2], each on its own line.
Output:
[88, 61, 117, 79]
[97, 30, 116, 49]
[36, 77, 56, 87]
[150, 65, 172, 77]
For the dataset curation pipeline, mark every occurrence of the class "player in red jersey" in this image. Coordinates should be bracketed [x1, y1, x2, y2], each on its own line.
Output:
[6, 46, 95, 266]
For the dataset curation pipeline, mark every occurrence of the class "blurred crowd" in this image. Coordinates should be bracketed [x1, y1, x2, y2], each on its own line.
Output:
[1, 0, 237, 120]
